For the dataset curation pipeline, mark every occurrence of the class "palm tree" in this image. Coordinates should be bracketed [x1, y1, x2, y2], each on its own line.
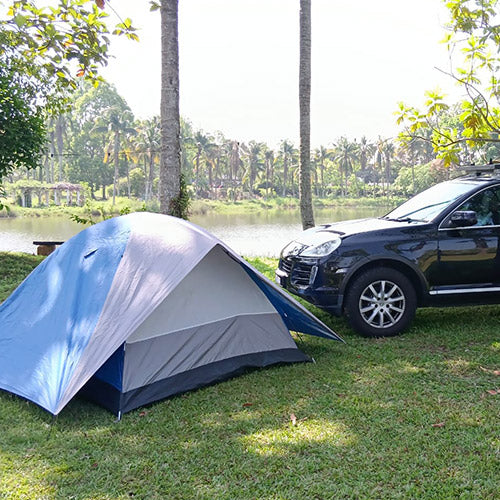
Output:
[264, 148, 275, 197]
[383, 141, 395, 192]
[229, 140, 241, 182]
[138, 116, 161, 201]
[241, 141, 265, 196]
[193, 131, 215, 195]
[46, 114, 70, 182]
[375, 137, 394, 195]
[299, 0, 314, 229]
[358, 136, 373, 176]
[333, 137, 358, 196]
[279, 139, 296, 196]
[375, 137, 385, 194]
[94, 107, 136, 205]
[313, 146, 332, 197]
[159, 0, 181, 215]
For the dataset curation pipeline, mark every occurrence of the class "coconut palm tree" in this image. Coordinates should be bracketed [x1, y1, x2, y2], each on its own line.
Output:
[241, 141, 265, 197]
[229, 140, 242, 182]
[94, 107, 136, 205]
[159, 0, 181, 215]
[374, 137, 395, 195]
[313, 146, 332, 197]
[138, 116, 161, 201]
[193, 131, 215, 195]
[279, 139, 296, 196]
[299, 0, 314, 229]
[383, 141, 395, 191]
[264, 148, 275, 197]
[333, 137, 358, 196]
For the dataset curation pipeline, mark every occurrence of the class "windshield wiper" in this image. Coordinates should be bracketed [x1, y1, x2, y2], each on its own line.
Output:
[382, 216, 423, 222]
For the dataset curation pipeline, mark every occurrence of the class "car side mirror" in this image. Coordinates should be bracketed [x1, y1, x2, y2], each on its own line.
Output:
[449, 210, 477, 227]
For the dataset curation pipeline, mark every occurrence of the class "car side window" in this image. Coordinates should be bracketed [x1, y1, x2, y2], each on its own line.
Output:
[456, 187, 500, 227]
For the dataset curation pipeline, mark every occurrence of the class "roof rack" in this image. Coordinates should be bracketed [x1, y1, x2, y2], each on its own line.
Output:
[462, 161, 500, 176]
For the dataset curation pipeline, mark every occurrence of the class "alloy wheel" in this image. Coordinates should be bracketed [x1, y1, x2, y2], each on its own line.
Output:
[358, 279, 406, 329]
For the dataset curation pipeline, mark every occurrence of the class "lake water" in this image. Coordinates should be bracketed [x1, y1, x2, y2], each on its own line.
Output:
[0, 206, 389, 257]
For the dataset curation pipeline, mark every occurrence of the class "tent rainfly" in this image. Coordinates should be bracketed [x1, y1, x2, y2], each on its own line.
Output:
[0, 213, 341, 417]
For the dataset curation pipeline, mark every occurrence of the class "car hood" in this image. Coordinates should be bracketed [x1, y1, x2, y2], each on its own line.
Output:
[295, 217, 418, 245]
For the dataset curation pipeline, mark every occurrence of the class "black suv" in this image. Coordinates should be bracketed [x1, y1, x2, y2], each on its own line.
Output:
[276, 165, 500, 337]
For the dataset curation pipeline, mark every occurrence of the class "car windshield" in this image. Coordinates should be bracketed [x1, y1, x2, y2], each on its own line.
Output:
[383, 180, 478, 222]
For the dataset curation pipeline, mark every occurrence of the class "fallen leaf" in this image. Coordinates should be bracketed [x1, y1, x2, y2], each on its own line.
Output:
[432, 421, 445, 428]
[480, 366, 500, 376]
[242, 402, 253, 407]
[91, 462, 98, 468]
[290, 413, 297, 426]
[139, 411, 147, 417]
[486, 389, 499, 395]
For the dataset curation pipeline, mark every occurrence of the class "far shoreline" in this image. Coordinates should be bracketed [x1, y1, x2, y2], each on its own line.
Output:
[0, 195, 400, 219]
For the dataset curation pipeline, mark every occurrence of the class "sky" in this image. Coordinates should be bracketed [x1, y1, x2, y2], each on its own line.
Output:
[101, 0, 457, 148]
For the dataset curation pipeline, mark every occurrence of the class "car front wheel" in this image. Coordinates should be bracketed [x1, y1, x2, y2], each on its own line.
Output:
[345, 267, 416, 337]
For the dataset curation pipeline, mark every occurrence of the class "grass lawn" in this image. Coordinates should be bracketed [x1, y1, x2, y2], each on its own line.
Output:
[0, 253, 498, 499]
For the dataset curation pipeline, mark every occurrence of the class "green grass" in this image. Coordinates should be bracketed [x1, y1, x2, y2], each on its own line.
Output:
[1, 253, 499, 499]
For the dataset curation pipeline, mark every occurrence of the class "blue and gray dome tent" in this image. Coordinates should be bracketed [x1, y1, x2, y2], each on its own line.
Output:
[0, 213, 341, 416]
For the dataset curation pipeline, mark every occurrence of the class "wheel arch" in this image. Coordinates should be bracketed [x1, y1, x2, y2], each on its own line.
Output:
[340, 258, 427, 312]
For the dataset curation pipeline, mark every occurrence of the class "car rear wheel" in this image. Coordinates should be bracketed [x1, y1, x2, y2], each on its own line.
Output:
[345, 267, 416, 337]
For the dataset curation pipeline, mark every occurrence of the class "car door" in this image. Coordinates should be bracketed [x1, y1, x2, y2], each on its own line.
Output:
[437, 185, 500, 288]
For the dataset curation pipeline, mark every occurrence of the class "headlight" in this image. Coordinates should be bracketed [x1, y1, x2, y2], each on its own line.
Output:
[301, 237, 341, 257]
[281, 241, 304, 258]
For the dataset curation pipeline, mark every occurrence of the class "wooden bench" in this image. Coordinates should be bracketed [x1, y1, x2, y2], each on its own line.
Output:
[33, 241, 65, 256]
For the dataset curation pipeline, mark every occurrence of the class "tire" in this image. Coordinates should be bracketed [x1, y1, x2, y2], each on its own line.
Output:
[344, 267, 417, 338]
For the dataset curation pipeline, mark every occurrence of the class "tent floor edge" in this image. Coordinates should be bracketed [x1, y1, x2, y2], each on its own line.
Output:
[121, 347, 310, 414]
[77, 348, 310, 415]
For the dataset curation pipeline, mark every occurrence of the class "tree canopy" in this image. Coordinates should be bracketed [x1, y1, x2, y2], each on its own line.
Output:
[397, 0, 500, 165]
[0, 49, 45, 179]
[0, 0, 137, 181]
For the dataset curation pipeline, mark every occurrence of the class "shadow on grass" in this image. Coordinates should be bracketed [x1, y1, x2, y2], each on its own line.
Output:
[1, 305, 499, 499]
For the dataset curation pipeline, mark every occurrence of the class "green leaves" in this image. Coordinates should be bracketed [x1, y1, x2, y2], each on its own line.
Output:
[150, 1, 161, 12]
[2, 0, 139, 93]
[397, 0, 500, 166]
[0, 0, 141, 180]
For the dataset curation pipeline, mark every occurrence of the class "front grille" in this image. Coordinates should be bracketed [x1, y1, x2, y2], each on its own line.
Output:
[281, 258, 292, 274]
[291, 261, 315, 287]
[280, 258, 317, 288]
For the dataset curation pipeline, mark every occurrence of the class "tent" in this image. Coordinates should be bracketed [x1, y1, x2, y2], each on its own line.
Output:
[0, 213, 341, 417]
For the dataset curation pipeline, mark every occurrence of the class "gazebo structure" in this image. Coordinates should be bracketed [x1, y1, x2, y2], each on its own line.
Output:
[14, 182, 84, 207]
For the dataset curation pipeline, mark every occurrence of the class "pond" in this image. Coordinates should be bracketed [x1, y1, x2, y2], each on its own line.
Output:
[0, 206, 390, 257]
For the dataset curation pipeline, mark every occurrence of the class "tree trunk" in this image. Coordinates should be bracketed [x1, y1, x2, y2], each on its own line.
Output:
[313, 163, 318, 196]
[282, 157, 288, 197]
[56, 116, 64, 181]
[299, 0, 314, 229]
[159, 0, 181, 215]
[126, 159, 131, 199]
[195, 145, 201, 194]
[147, 153, 155, 201]
[320, 163, 325, 197]
[112, 131, 120, 205]
[48, 131, 55, 183]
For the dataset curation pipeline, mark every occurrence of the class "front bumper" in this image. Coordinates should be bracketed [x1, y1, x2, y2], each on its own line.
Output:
[275, 264, 344, 316]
